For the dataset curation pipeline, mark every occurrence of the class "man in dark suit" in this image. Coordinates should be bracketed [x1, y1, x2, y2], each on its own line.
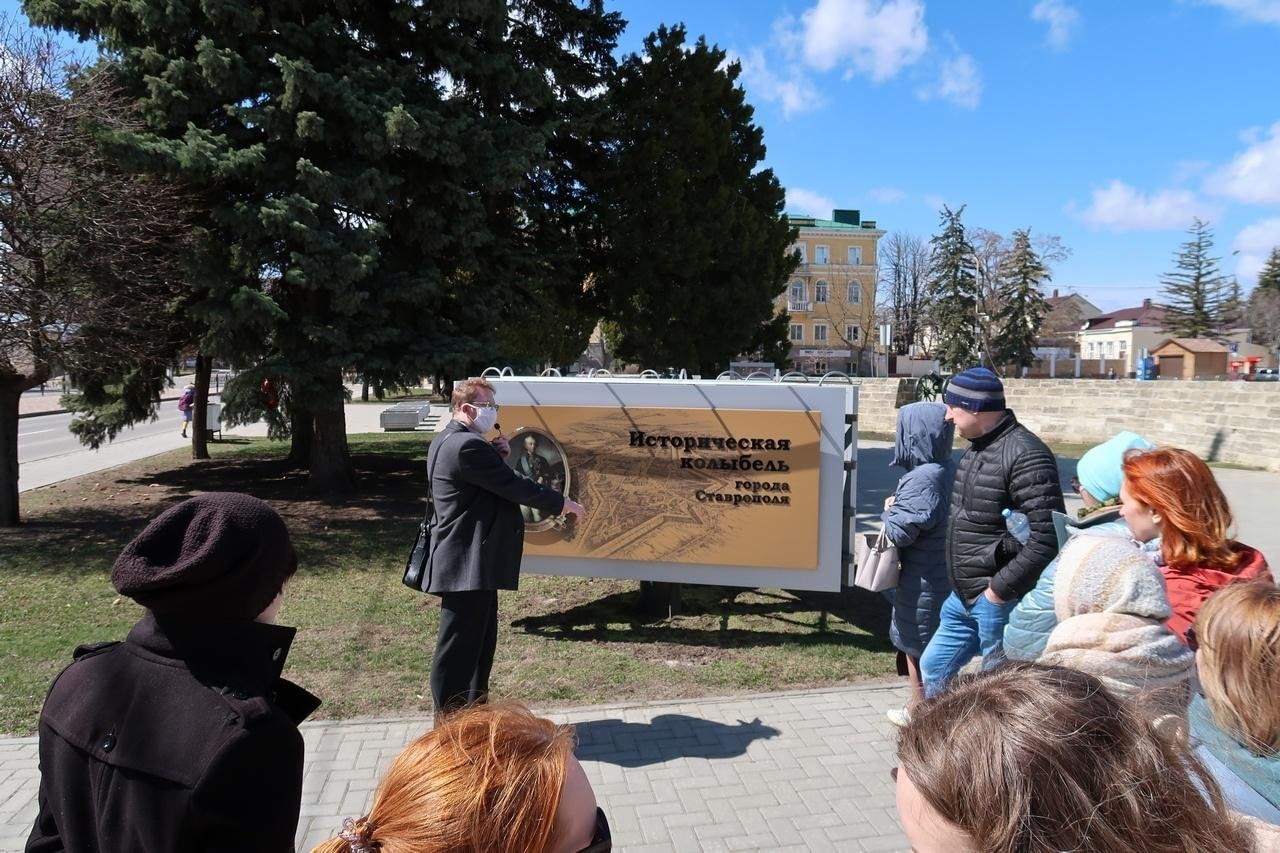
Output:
[425, 378, 585, 715]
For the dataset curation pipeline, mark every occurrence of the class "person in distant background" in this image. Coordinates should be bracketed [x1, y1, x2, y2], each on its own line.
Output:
[177, 383, 195, 438]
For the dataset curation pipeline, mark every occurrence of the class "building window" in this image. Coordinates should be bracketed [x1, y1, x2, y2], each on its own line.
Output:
[813, 322, 828, 343]
[1118, 340, 1128, 356]
[815, 245, 829, 265]
[1087, 342, 1096, 358]
[1105, 341, 1114, 358]
[847, 283, 861, 304]
[794, 243, 807, 264]
[812, 360, 828, 374]
[845, 323, 859, 342]
[814, 281, 829, 303]
[848, 246, 863, 265]
[789, 323, 804, 343]
[789, 280, 805, 303]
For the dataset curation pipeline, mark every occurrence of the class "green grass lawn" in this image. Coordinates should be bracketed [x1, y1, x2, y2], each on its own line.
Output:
[0, 434, 895, 735]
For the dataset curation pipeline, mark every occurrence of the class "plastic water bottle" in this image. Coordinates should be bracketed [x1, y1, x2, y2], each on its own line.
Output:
[1002, 508, 1030, 544]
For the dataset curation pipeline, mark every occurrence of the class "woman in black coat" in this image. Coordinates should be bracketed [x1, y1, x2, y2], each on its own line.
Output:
[26, 493, 320, 853]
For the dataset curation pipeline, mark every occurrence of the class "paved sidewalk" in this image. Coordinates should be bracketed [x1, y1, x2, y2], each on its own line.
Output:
[0, 682, 908, 853]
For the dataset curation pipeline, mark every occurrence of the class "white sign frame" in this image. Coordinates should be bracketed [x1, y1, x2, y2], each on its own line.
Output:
[485, 376, 857, 592]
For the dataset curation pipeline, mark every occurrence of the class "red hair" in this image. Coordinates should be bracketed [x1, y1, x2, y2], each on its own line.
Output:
[311, 702, 575, 853]
[1121, 448, 1240, 572]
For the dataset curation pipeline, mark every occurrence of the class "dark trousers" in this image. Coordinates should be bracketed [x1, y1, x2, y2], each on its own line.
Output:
[430, 590, 499, 714]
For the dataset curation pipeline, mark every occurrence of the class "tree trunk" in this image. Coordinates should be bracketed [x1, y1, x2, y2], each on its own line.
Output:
[191, 354, 212, 460]
[287, 404, 313, 468]
[309, 368, 354, 493]
[0, 378, 22, 527]
[0, 365, 48, 527]
[361, 379, 369, 402]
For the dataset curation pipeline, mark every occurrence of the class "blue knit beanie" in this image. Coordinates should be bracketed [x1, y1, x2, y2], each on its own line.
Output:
[1076, 431, 1154, 502]
[943, 367, 1006, 413]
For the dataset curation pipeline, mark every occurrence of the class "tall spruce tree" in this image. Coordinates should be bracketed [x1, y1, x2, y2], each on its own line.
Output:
[1258, 246, 1280, 294]
[926, 205, 980, 370]
[592, 25, 796, 376]
[1158, 218, 1232, 340]
[26, 0, 622, 491]
[991, 229, 1051, 372]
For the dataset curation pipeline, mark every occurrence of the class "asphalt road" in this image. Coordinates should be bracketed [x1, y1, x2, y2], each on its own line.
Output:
[18, 403, 201, 465]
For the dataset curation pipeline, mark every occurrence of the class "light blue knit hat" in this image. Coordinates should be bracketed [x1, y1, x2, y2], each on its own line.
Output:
[1076, 431, 1154, 502]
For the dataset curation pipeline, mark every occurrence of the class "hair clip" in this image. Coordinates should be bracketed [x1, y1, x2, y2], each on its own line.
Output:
[340, 816, 378, 853]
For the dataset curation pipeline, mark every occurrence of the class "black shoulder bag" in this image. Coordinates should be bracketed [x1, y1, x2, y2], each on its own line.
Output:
[402, 431, 455, 592]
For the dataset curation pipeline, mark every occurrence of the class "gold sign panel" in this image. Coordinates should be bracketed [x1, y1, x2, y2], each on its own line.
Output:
[499, 405, 821, 570]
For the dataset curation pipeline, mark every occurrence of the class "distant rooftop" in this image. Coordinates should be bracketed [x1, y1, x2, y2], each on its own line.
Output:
[1156, 337, 1229, 354]
[785, 208, 881, 230]
[1080, 300, 1166, 331]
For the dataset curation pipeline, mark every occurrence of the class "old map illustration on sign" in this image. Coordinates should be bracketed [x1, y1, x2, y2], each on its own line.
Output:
[498, 405, 821, 570]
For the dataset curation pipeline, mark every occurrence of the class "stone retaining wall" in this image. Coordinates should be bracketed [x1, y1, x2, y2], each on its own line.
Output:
[854, 378, 1280, 471]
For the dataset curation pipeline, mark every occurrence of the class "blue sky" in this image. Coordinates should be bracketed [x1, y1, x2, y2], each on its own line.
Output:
[610, 0, 1280, 310]
[8, 0, 1280, 311]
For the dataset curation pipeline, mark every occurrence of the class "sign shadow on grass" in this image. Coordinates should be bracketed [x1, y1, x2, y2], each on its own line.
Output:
[572, 713, 781, 768]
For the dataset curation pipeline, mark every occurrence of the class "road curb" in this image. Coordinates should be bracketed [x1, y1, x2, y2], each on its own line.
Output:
[18, 393, 184, 420]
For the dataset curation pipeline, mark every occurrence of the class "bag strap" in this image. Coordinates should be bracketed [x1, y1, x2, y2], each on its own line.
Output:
[424, 428, 460, 524]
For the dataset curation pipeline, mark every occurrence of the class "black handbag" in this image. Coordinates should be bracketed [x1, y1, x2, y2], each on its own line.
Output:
[402, 432, 454, 592]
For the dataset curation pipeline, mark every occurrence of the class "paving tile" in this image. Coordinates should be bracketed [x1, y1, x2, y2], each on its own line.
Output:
[0, 681, 907, 852]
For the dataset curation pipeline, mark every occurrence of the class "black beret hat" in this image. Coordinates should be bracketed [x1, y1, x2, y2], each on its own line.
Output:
[112, 492, 297, 622]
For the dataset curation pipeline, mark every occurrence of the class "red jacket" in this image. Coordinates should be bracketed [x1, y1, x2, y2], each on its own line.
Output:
[1162, 542, 1272, 639]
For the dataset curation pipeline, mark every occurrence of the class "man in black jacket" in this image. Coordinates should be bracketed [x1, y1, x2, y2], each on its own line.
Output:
[425, 378, 585, 715]
[27, 492, 320, 853]
[919, 367, 1064, 698]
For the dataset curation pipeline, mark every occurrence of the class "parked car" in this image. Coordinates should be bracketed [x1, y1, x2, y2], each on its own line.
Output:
[1254, 368, 1279, 382]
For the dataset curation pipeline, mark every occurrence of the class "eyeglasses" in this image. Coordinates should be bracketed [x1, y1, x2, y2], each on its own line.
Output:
[576, 808, 611, 853]
[1185, 625, 1199, 651]
[469, 401, 499, 410]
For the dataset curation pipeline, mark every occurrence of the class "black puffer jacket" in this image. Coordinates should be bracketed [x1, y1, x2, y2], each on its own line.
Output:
[946, 411, 1065, 605]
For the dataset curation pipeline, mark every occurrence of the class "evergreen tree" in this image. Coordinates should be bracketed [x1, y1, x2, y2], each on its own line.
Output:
[926, 205, 980, 371]
[991, 229, 1051, 372]
[1219, 278, 1245, 331]
[746, 310, 793, 370]
[25, 0, 623, 491]
[1257, 246, 1280, 294]
[592, 25, 797, 376]
[1158, 218, 1232, 339]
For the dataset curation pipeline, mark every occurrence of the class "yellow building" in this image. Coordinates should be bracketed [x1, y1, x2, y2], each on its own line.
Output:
[777, 209, 883, 374]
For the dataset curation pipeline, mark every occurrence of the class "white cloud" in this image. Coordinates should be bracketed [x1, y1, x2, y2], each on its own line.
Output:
[789, 0, 929, 81]
[917, 51, 982, 108]
[1031, 0, 1081, 50]
[731, 48, 823, 118]
[868, 186, 907, 203]
[1232, 217, 1280, 285]
[1072, 180, 1218, 231]
[923, 194, 949, 211]
[1201, 0, 1280, 24]
[1206, 121, 1280, 204]
[786, 188, 837, 217]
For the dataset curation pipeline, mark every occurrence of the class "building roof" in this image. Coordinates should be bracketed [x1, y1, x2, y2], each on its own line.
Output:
[1080, 303, 1166, 331]
[786, 215, 881, 231]
[1154, 337, 1230, 354]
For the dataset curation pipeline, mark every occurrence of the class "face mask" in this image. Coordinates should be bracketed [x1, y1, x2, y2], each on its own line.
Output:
[470, 405, 498, 434]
